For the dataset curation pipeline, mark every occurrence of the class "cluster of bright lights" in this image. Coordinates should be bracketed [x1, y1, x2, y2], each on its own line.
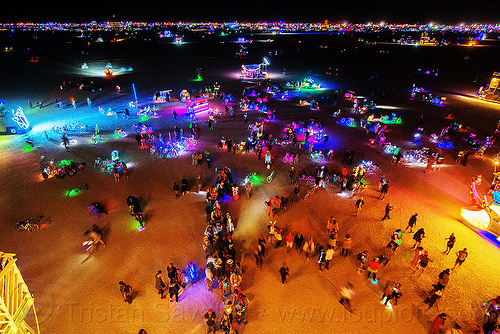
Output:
[379, 114, 402, 125]
[5, 22, 500, 34]
[339, 117, 357, 127]
[410, 86, 446, 106]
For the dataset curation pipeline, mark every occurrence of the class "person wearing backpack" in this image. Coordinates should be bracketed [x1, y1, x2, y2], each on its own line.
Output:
[415, 251, 431, 277]
[412, 228, 425, 248]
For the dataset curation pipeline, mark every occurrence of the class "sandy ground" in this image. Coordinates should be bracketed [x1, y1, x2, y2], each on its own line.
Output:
[1, 50, 500, 334]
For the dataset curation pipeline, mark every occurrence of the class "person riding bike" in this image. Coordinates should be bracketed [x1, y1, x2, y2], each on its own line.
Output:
[85, 224, 105, 246]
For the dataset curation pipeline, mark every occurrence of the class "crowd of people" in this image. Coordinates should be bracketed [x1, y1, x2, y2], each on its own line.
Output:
[43, 77, 498, 334]
[202, 172, 248, 333]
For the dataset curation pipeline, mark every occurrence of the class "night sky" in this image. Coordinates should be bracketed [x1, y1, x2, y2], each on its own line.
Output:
[1, 0, 498, 24]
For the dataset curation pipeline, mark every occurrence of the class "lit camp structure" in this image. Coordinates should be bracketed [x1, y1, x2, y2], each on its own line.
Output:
[477, 72, 500, 103]
[241, 58, 270, 79]
[419, 32, 437, 46]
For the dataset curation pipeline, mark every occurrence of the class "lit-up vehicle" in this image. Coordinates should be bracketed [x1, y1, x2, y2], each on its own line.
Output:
[186, 97, 209, 114]
[0, 121, 23, 134]
[460, 175, 500, 240]
[300, 77, 321, 90]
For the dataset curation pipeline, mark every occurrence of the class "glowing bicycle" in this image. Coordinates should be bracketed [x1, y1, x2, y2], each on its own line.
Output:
[16, 215, 51, 232]
[310, 151, 325, 163]
[283, 152, 299, 164]
[60, 139, 77, 147]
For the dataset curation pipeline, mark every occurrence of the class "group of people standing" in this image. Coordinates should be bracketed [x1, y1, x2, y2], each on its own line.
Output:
[202, 181, 248, 333]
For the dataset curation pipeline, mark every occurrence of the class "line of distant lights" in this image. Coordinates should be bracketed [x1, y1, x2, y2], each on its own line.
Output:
[2, 22, 500, 33]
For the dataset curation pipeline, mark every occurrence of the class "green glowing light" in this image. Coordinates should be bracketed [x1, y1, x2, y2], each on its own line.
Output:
[249, 173, 263, 185]
[191, 75, 203, 82]
[379, 118, 402, 125]
[124, 218, 144, 232]
[23, 144, 34, 152]
[65, 187, 83, 197]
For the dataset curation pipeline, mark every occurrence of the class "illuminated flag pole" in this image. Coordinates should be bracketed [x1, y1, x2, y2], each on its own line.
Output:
[132, 83, 138, 105]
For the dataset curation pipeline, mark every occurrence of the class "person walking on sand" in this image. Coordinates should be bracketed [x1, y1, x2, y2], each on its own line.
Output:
[265, 197, 274, 217]
[381, 203, 394, 221]
[156, 270, 166, 299]
[173, 182, 180, 198]
[119, 281, 133, 304]
[452, 248, 468, 269]
[181, 176, 188, 195]
[223, 301, 234, 324]
[113, 164, 120, 182]
[424, 288, 443, 310]
[367, 258, 380, 283]
[381, 280, 395, 305]
[425, 155, 436, 174]
[274, 228, 283, 248]
[341, 234, 352, 257]
[289, 167, 296, 185]
[387, 230, 402, 253]
[254, 248, 263, 268]
[326, 216, 334, 233]
[412, 228, 425, 249]
[385, 282, 402, 306]
[356, 250, 368, 274]
[205, 151, 212, 168]
[245, 180, 252, 199]
[379, 181, 389, 200]
[62, 134, 69, 151]
[430, 313, 447, 334]
[410, 246, 424, 269]
[274, 195, 281, 213]
[328, 230, 337, 250]
[281, 195, 288, 212]
[339, 282, 354, 312]
[355, 197, 364, 216]
[122, 162, 129, 179]
[444, 233, 456, 255]
[279, 263, 289, 285]
[325, 245, 334, 269]
[293, 183, 300, 202]
[204, 309, 217, 334]
[197, 175, 203, 193]
[286, 232, 294, 253]
[168, 279, 180, 303]
[318, 246, 326, 271]
[328, 217, 339, 235]
[415, 250, 430, 277]
[405, 213, 418, 233]
[304, 237, 314, 260]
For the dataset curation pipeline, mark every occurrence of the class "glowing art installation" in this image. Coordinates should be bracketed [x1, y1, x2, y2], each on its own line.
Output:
[12, 107, 29, 129]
